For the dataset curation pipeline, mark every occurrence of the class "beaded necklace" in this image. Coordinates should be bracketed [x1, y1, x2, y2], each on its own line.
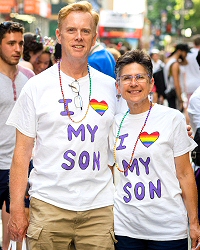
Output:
[58, 60, 92, 123]
[113, 101, 153, 172]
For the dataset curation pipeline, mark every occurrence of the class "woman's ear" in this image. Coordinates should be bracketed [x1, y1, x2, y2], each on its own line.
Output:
[116, 81, 121, 93]
[149, 77, 155, 93]
[115, 81, 121, 101]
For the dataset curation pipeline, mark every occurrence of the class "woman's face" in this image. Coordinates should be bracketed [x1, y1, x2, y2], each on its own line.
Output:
[33, 52, 51, 75]
[116, 62, 154, 110]
[29, 50, 43, 66]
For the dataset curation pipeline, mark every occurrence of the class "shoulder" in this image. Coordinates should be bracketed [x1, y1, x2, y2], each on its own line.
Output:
[18, 64, 35, 79]
[153, 104, 184, 120]
[19, 60, 33, 71]
[90, 66, 116, 82]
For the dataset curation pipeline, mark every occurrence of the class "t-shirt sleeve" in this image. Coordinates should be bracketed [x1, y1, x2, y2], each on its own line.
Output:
[172, 114, 197, 157]
[6, 87, 36, 138]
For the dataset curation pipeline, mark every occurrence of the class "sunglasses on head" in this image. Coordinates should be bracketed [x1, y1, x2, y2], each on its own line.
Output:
[0, 21, 23, 30]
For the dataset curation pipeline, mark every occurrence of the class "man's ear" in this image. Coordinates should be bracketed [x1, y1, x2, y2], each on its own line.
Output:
[56, 29, 61, 44]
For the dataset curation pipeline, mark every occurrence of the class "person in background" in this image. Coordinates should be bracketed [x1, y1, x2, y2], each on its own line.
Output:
[196, 48, 200, 67]
[188, 86, 200, 222]
[0, 21, 34, 250]
[163, 43, 190, 111]
[109, 49, 200, 250]
[150, 48, 165, 73]
[88, 40, 116, 78]
[33, 37, 54, 75]
[185, 35, 200, 101]
[107, 47, 121, 62]
[150, 48, 165, 103]
[6, 1, 125, 249]
[19, 30, 43, 71]
[52, 42, 62, 64]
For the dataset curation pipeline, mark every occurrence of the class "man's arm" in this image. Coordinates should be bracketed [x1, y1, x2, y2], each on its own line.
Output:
[8, 129, 34, 242]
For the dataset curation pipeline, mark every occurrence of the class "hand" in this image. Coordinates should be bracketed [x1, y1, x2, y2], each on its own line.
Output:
[187, 124, 193, 138]
[8, 211, 29, 242]
[178, 100, 184, 112]
[190, 224, 200, 250]
[194, 242, 200, 250]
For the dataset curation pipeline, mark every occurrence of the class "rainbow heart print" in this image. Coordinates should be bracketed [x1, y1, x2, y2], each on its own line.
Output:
[90, 99, 108, 116]
[139, 131, 159, 148]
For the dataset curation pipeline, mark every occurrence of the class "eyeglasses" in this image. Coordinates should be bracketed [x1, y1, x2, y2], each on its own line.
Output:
[68, 80, 83, 110]
[118, 73, 150, 85]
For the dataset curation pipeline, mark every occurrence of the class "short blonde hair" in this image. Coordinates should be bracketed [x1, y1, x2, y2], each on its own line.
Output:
[58, 1, 99, 31]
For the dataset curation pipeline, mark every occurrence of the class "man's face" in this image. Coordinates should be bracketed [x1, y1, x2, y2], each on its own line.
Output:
[56, 11, 97, 61]
[0, 31, 24, 65]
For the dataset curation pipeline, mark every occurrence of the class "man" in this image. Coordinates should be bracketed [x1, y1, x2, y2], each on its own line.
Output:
[163, 43, 190, 111]
[150, 49, 166, 104]
[6, 2, 124, 249]
[88, 40, 116, 78]
[185, 35, 200, 101]
[0, 21, 34, 250]
[150, 48, 165, 74]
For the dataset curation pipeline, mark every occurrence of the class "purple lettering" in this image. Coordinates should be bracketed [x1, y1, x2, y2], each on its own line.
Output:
[139, 157, 150, 174]
[93, 151, 100, 170]
[122, 158, 140, 177]
[79, 151, 90, 170]
[149, 179, 161, 199]
[134, 182, 145, 200]
[86, 125, 98, 142]
[62, 150, 76, 170]
[59, 99, 74, 116]
[116, 133, 128, 150]
[123, 182, 132, 203]
[68, 124, 85, 141]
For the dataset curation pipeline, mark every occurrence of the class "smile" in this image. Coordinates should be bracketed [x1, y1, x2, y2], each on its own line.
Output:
[128, 90, 141, 94]
[73, 45, 84, 48]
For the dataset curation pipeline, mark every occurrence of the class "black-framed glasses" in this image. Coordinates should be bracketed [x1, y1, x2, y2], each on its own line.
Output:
[68, 80, 83, 110]
[118, 73, 150, 85]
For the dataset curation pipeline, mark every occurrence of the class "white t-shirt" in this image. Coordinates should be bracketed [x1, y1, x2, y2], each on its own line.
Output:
[0, 65, 34, 170]
[188, 86, 200, 134]
[151, 59, 165, 73]
[6, 64, 125, 211]
[185, 48, 200, 95]
[109, 104, 197, 240]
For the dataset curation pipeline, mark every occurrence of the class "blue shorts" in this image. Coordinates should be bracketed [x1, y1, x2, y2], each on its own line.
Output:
[0, 169, 10, 213]
[0, 161, 34, 213]
[115, 236, 188, 250]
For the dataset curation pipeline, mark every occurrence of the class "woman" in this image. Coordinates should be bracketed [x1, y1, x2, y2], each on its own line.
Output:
[33, 44, 54, 75]
[19, 32, 43, 71]
[109, 49, 200, 250]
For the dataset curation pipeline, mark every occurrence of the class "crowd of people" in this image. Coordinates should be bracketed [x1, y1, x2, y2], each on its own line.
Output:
[1, 1, 200, 250]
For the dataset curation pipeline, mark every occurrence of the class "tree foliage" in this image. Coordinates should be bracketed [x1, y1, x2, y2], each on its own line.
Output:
[147, 0, 200, 35]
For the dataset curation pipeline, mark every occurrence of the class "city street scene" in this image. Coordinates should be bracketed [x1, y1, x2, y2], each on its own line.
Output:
[1, 0, 200, 249]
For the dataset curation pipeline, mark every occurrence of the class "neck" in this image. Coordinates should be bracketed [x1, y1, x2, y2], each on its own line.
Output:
[59, 59, 89, 79]
[0, 60, 18, 81]
[128, 99, 152, 114]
